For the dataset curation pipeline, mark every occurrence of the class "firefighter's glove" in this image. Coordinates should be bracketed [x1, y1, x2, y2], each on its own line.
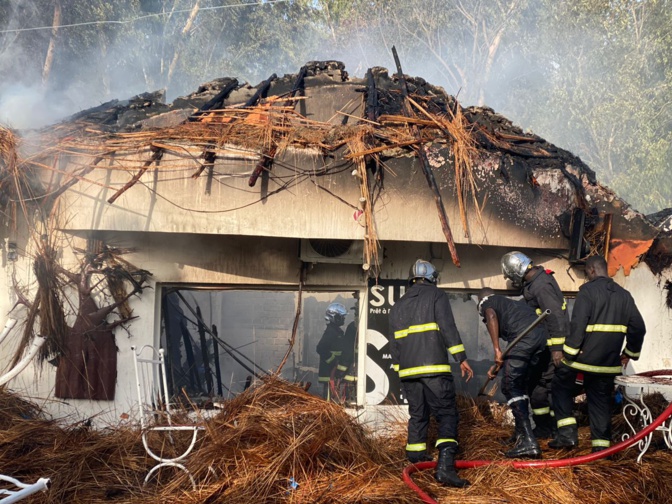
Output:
[551, 350, 563, 367]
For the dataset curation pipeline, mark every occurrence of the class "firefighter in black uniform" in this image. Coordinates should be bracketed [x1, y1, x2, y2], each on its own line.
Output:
[389, 260, 473, 488]
[316, 302, 347, 400]
[338, 316, 357, 401]
[502, 251, 570, 439]
[478, 288, 547, 458]
[549, 255, 646, 451]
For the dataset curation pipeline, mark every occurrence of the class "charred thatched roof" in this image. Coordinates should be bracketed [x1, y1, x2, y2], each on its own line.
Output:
[1, 60, 665, 276]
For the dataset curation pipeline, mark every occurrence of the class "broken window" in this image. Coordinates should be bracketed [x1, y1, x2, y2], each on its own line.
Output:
[159, 287, 359, 404]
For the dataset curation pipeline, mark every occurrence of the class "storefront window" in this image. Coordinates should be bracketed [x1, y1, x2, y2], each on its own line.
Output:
[160, 287, 359, 403]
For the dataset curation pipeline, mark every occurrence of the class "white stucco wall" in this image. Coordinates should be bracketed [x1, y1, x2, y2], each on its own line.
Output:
[616, 264, 672, 372]
[0, 224, 667, 427]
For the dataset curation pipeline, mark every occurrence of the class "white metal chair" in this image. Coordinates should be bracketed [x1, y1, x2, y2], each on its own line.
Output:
[132, 345, 204, 488]
[0, 475, 49, 504]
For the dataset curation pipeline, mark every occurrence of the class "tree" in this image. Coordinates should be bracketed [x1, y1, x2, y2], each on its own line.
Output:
[504, 0, 672, 213]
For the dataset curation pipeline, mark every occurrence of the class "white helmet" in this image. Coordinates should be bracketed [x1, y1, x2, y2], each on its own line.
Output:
[501, 251, 533, 283]
[325, 303, 347, 326]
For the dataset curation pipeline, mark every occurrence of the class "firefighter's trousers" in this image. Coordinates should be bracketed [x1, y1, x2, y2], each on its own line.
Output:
[501, 329, 547, 402]
[552, 365, 615, 447]
[403, 374, 458, 453]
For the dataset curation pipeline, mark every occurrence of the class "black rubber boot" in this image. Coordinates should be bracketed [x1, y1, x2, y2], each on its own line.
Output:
[501, 423, 523, 445]
[407, 451, 433, 464]
[506, 400, 541, 458]
[548, 424, 579, 449]
[435, 445, 469, 488]
[532, 413, 554, 439]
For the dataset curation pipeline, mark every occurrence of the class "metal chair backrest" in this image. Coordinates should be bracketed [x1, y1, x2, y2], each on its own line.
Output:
[0, 475, 49, 504]
[132, 345, 173, 429]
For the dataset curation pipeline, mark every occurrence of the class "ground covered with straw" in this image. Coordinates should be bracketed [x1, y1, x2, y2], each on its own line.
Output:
[1, 379, 672, 503]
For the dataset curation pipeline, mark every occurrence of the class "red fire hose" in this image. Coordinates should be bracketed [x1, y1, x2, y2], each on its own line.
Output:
[402, 400, 672, 504]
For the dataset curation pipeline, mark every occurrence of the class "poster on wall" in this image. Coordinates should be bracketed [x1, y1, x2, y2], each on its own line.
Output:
[366, 278, 407, 406]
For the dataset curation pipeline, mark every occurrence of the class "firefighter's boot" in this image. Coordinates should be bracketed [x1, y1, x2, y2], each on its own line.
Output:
[532, 413, 554, 440]
[548, 423, 579, 449]
[407, 451, 433, 464]
[506, 400, 541, 458]
[435, 445, 469, 488]
[502, 422, 523, 445]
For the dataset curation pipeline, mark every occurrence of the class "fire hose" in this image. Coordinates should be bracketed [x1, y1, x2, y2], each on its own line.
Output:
[402, 398, 672, 504]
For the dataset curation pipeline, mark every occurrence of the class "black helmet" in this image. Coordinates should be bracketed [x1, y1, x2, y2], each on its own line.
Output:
[409, 259, 438, 283]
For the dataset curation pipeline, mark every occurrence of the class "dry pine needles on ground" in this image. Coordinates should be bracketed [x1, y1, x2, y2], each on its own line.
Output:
[1, 380, 672, 503]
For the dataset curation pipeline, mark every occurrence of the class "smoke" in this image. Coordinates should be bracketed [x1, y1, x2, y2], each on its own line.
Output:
[0, 2, 535, 128]
[0, 84, 69, 129]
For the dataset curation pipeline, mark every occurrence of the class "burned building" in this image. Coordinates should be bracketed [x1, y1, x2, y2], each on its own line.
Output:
[0, 61, 668, 424]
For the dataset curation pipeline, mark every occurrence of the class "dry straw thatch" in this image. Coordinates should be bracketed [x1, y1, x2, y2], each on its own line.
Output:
[1, 378, 672, 503]
[0, 378, 672, 504]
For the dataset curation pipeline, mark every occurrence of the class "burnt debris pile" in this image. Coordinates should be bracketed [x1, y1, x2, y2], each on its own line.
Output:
[1, 379, 672, 503]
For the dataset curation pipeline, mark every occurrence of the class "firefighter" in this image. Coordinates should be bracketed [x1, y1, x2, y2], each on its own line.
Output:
[549, 255, 646, 452]
[501, 251, 570, 439]
[316, 302, 347, 400]
[478, 288, 547, 458]
[389, 259, 473, 488]
[338, 315, 358, 401]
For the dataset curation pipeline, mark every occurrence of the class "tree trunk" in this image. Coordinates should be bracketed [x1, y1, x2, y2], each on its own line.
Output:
[166, 0, 201, 89]
[42, 0, 62, 87]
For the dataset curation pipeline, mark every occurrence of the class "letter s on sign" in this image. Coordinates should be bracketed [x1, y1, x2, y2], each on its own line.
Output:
[369, 285, 385, 307]
[366, 329, 390, 405]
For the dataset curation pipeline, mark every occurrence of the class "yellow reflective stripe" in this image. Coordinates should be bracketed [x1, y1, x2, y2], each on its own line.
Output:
[435, 438, 457, 447]
[393, 364, 400, 372]
[562, 359, 622, 374]
[585, 324, 627, 333]
[563, 345, 580, 356]
[325, 350, 342, 364]
[399, 364, 451, 378]
[337, 365, 347, 371]
[550, 410, 555, 417]
[406, 443, 427, 452]
[536, 308, 542, 315]
[624, 348, 640, 358]
[448, 344, 465, 354]
[592, 439, 611, 448]
[549, 337, 566, 346]
[557, 417, 577, 428]
[533, 407, 551, 415]
[395, 323, 440, 339]
[318, 376, 330, 382]
[343, 375, 357, 382]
